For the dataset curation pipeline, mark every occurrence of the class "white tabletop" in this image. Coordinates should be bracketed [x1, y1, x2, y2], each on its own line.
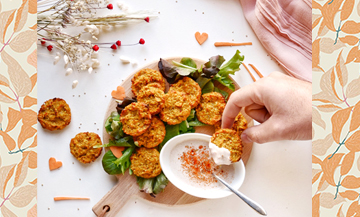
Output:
[37, 0, 311, 216]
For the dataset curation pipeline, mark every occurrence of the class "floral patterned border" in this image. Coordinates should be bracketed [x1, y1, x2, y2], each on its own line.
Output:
[313, 0, 360, 216]
[0, 0, 37, 216]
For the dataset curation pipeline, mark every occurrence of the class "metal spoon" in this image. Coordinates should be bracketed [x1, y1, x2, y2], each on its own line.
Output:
[212, 173, 267, 216]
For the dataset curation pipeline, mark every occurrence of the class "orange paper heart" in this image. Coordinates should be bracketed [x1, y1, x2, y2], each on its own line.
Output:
[49, 157, 62, 171]
[195, 32, 208, 45]
[111, 86, 126, 100]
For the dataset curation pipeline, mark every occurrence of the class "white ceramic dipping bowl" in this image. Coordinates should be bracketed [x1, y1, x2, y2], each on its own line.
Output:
[160, 133, 246, 199]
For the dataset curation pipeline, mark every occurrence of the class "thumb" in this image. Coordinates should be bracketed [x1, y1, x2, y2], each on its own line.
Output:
[241, 117, 283, 144]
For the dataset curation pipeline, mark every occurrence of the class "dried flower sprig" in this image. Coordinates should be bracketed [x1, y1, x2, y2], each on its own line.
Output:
[37, 0, 156, 88]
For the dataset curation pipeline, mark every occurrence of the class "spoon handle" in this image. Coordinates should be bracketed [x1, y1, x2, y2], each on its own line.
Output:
[213, 174, 267, 216]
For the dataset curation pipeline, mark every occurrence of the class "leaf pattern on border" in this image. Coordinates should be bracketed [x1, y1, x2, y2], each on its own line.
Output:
[317, 104, 342, 112]
[27, 49, 37, 68]
[14, 0, 28, 32]
[1, 50, 32, 97]
[17, 124, 36, 148]
[319, 192, 345, 208]
[9, 184, 36, 207]
[9, 30, 36, 53]
[313, 107, 326, 129]
[0, 131, 16, 151]
[1, 205, 17, 217]
[27, 204, 37, 217]
[0, 9, 15, 44]
[14, 154, 28, 187]
[313, 133, 334, 156]
[341, 175, 360, 188]
[5, 107, 21, 132]
[322, 153, 344, 186]
[331, 107, 352, 144]
[345, 130, 360, 152]
[335, 51, 348, 87]
[0, 164, 15, 198]
[0, 74, 10, 87]
[320, 38, 346, 53]
[341, 0, 355, 21]
[350, 100, 360, 131]
[346, 76, 360, 98]
[339, 190, 359, 200]
[340, 151, 354, 175]
[23, 95, 37, 108]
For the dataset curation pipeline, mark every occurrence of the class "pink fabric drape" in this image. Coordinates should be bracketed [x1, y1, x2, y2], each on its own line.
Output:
[239, 0, 312, 82]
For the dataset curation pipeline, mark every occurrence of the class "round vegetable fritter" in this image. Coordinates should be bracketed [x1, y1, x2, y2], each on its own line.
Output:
[214, 121, 221, 132]
[130, 147, 162, 179]
[169, 77, 201, 108]
[38, 98, 71, 131]
[160, 90, 191, 125]
[131, 68, 166, 96]
[196, 92, 226, 125]
[137, 83, 165, 115]
[133, 117, 166, 148]
[211, 129, 243, 163]
[120, 102, 152, 136]
[70, 132, 102, 164]
[232, 112, 248, 136]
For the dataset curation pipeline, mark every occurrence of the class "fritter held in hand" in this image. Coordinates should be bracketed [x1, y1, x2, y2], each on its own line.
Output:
[211, 129, 243, 163]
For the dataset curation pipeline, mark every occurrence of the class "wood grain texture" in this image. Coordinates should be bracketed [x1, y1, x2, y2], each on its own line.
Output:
[93, 57, 254, 216]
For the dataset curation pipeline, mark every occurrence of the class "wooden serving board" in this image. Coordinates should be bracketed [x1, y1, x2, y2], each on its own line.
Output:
[92, 57, 254, 216]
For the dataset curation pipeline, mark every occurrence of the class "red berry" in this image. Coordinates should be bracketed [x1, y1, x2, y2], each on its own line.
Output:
[107, 4, 113, 9]
[139, 38, 145, 45]
[116, 40, 121, 46]
[41, 40, 46, 45]
[47, 45, 53, 51]
[111, 44, 117, 50]
[93, 45, 99, 51]
[144, 17, 150, 22]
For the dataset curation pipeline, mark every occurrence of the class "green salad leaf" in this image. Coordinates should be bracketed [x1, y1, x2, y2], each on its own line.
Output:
[214, 87, 229, 100]
[102, 150, 123, 175]
[94, 136, 133, 148]
[113, 144, 136, 174]
[136, 172, 169, 197]
[202, 80, 214, 94]
[153, 172, 169, 194]
[105, 111, 124, 140]
[219, 50, 244, 77]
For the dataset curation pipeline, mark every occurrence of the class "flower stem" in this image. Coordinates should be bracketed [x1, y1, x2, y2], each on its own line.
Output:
[8, 147, 29, 154]
[0, 32, 14, 53]
[334, 175, 342, 199]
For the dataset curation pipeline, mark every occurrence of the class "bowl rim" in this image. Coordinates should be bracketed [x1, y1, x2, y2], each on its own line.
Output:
[160, 133, 246, 199]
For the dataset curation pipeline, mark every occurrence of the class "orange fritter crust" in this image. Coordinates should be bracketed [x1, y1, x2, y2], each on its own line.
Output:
[120, 102, 152, 136]
[133, 117, 166, 148]
[130, 147, 162, 178]
[131, 68, 166, 96]
[169, 77, 201, 108]
[211, 129, 243, 163]
[38, 98, 71, 131]
[232, 112, 248, 136]
[196, 92, 226, 125]
[70, 132, 102, 164]
[137, 83, 165, 115]
[160, 90, 191, 125]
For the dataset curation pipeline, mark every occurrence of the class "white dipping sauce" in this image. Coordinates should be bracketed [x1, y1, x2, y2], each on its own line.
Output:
[170, 139, 235, 190]
[209, 142, 232, 165]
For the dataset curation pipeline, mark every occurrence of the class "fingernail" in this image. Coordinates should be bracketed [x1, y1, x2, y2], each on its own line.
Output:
[241, 133, 252, 143]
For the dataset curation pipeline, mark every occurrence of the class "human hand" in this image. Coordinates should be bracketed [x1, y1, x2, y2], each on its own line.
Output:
[222, 71, 312, 144]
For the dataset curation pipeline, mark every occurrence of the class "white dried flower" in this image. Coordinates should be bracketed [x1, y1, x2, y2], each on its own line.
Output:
[92, 36, 98, 40]
[66, 68, 73, 76]
[88, 67, 93, 74]
[64, 55, 69, 64]
[119, 55, 130, 63]
[53, 56, 60, 65]
[72, 80, 79, 89]
[92, 59, 100, 68]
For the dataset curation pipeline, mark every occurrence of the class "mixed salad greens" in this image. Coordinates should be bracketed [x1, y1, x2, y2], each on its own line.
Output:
[101, 50, 244, 196]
